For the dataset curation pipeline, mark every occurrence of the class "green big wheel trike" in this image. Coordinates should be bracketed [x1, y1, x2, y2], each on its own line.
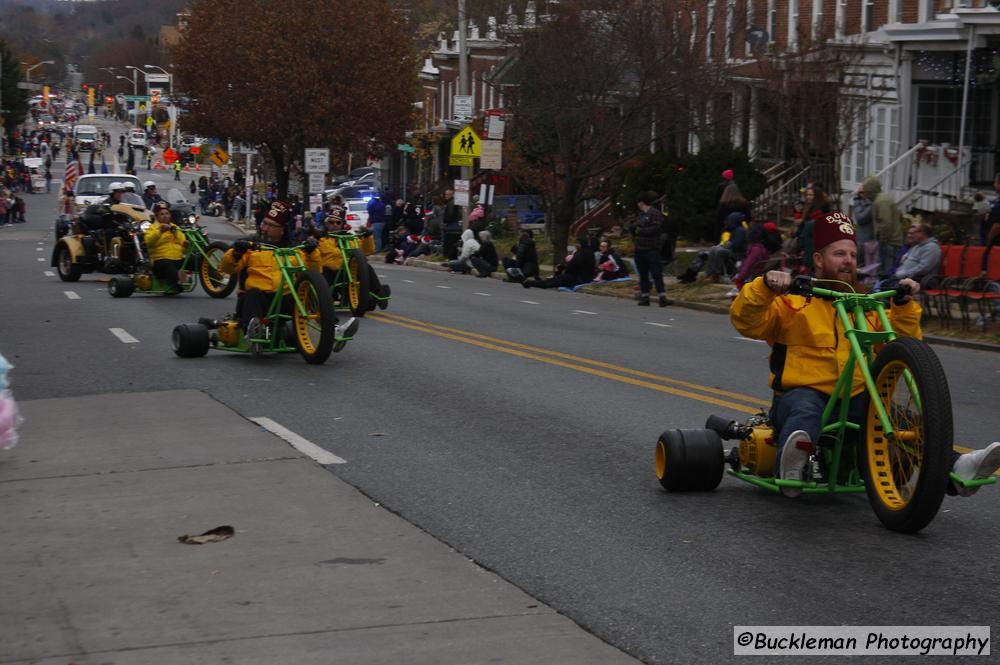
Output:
[325, 231, 391, 317]
[653, 276, 995, 533]
[107, 215, 236, 299]
[171, 243, 354, 365]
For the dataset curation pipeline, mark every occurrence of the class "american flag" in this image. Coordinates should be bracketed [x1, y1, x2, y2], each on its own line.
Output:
[62, 158, 81, 193]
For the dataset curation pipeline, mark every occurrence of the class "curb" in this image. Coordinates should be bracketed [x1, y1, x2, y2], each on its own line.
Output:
[403, 258, 999, 353]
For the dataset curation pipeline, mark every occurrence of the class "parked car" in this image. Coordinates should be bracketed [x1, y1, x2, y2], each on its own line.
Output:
[324, 186, 374, 202]
[343, 199, 371, 231]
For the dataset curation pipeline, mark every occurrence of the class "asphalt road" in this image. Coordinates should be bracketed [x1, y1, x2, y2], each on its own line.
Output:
[4, 117, 999, 664]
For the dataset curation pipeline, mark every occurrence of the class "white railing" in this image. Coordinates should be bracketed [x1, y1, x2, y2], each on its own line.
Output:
[904, 157, 972, 214]
[873, 141, 924, 205]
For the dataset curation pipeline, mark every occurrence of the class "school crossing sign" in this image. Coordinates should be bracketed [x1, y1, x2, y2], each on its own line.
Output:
[449, 125, 480, 166]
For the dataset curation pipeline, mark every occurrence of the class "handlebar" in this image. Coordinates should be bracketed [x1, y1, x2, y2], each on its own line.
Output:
[787, 275, 911, 302]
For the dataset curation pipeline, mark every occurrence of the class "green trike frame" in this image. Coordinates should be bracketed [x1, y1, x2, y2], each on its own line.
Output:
[108, 221, 235, 299]
[172, 243, 351, 365]
[325, 231, 390, 316]
[654, 276, 995, 532]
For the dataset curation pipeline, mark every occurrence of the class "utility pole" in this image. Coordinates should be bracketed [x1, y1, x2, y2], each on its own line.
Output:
[458, 0, 470, 225]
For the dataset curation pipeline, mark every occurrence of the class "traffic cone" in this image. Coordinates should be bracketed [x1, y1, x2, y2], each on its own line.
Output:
[194, 163, 200, 171]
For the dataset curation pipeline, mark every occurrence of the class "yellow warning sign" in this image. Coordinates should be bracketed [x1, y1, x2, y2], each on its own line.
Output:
[210, 145, 230, 167]
[450, 126, 481, 158]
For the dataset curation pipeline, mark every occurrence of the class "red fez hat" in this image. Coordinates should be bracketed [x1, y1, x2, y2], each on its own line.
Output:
[813, 212, 857, 253]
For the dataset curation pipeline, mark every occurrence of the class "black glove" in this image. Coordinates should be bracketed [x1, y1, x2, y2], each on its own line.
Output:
[302, 237, 319, 253]
[232, 239, 250, 257]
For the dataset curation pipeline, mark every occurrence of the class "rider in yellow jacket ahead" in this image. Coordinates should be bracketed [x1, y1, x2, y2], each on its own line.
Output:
[218, 200, 356, 340]
[731, 212, 1000, 497]
[145, 201, 189, 293]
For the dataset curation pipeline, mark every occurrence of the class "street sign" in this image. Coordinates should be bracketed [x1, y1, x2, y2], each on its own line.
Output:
[210, 145, 229, 167]
[145, 73, 170, 84]
[304, 148, 329, 173]
[454, 179, 470, 207]
[232, 142, 258, 155]
[478, 183, 495, 206]
[189, 146, 201, 155]
[451, 126, 480, 157]
[485, 114, 506, 140]
[163, 148, 178, 164]
[453, 95, 473, 120]
[397, 143, 416, 153]
[124, 95, 150, 102]
[480, 140, 502, 170]
[308, 172, 325, 193]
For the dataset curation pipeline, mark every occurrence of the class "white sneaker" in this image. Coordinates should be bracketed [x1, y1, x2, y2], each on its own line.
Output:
[778, 430, 814, 498]
[952, 441, 1000, 497]
[335, 317, 359, 340]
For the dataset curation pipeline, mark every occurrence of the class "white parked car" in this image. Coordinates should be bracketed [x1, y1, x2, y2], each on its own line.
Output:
[343, 199, 371, 231]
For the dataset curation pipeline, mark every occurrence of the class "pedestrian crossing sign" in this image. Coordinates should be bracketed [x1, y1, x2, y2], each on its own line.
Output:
[451, 126, 480, 158]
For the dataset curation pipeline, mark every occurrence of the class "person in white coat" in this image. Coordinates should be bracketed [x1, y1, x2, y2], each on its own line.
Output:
[445, 229, 480, 274]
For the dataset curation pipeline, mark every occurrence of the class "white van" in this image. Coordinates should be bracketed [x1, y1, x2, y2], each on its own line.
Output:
[73, 124, 100, 152]
[128, 129, 147, 148]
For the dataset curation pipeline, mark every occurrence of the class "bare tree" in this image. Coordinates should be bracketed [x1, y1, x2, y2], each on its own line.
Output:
[171, 0, 419, 198]
[503, 0, 722, 254]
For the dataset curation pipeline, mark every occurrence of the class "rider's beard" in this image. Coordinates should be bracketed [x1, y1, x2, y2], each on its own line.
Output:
[816, 265, 860, 292]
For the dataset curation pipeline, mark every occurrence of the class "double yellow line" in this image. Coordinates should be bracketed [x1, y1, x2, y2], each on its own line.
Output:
[370, 311, 769, 415]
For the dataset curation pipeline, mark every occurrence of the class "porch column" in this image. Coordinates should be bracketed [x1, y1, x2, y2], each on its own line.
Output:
[731, 88, 745, 148]
[747, 87, 759, 158]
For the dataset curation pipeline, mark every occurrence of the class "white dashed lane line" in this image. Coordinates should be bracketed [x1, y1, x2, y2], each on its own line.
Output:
[43, 271, 54, 277]
[250, 417, 346, 465]
[645, 322, 673, 328]
[403, 279, 415, 283]
[35, 247, 43, 251]
[572, 310, 597, 315]
[63, 291, 81, 300]
[520, 300, 539, 305]
[733, 336, 766, 343]
[435, 285, 451, 289]
[474, 292, 491, 296]
[37, 258, 45, 262]
[109, 328, 139, 343]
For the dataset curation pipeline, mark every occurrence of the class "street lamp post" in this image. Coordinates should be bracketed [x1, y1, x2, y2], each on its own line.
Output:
[126, 66, 146, 130]
[21, 60, 55, 83]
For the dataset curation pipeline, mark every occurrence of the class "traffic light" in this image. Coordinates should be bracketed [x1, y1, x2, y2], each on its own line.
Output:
[82, 83, 88, 91]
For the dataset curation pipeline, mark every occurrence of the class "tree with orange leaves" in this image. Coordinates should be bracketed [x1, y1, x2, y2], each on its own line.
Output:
[171, 0, 419, 198]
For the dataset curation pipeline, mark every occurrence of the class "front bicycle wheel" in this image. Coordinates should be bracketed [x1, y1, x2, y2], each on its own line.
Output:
[345, 249, 372, 317]
[200, 241, 237, 298]
[293, 270, 336, 365]
[862, 337, 952, 533]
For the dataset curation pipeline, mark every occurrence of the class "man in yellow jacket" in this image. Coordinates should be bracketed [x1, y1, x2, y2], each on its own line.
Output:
[145, 201, 189, 294]
[731, 212, 1000, 497]
[218, 200, 357, 341]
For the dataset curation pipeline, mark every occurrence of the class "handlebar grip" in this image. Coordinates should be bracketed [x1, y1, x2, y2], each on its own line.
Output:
[788, 275, 814, 296]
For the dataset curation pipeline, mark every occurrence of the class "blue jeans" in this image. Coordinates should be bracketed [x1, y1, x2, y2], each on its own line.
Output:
[770, 388, 866, 459]
[770, 387, 959, 468]
[370, 222, 384, 251]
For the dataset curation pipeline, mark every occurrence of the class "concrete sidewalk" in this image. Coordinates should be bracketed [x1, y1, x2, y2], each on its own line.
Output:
[0, 390, 638, 665]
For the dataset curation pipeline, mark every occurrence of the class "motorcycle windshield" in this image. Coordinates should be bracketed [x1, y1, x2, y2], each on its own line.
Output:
[121, 193, 145, 207]
[165, 189, 189, 205]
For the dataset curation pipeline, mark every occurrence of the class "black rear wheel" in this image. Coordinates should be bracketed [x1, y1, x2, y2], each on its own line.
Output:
[293, 270, 337, 365]
[108, 275, 134, 298]
[862, 337, 951, 533]
[199, 241, 236, 298]
[172, 323, 210, 358]
[55, 244, 82, 282]
[655, 429, 724, 492]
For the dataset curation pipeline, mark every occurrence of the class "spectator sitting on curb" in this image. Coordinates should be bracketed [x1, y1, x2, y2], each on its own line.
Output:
[523, 237, 596, 289]
[503, 229, 540, 283]
[446, 229, 481, 274]
[733, 221, 783, 290]
[678, 212, 748, 284]
[470, 230, 499, 278]
[594, 240, 630, 281]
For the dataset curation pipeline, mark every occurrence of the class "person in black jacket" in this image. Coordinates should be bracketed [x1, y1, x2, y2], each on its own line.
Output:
[441, 189, 462, 260]
[471, 230, 499, 277]
[595, 240, 629, 281]
[523, 238, 596, 289]
[629, 191, 672, 306]
[503, 229, 540, 282]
